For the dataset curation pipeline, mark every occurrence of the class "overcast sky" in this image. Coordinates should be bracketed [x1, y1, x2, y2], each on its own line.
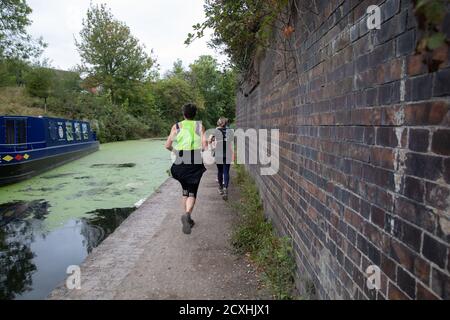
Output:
[26, 0, 225, 74]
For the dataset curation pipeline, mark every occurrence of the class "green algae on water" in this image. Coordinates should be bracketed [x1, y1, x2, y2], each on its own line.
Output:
[0, 139, 172, 230]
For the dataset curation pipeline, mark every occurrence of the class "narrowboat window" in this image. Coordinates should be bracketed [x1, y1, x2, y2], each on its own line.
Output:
[4, 119, 26, 144]
[82, 123, 89, 140]
[16, 120, 26, 144]
[5, 119, 15, 144]
[49, 121, 57, 140]
[66, 122, 74, 141]
[74, 123, 82, 141]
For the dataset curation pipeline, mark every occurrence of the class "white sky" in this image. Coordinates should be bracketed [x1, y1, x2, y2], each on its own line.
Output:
[26, 0, 226, 74]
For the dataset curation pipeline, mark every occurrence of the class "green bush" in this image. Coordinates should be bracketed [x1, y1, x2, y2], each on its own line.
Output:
[232, 165, 296, 299]
[24, 67, 54, 106]
[0, 59, 30, 87]
[95, 104, 146, 143]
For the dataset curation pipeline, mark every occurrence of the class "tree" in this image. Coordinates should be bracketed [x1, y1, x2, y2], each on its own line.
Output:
[0, 58, 30, 87]
[47, 70, 82, 116]
[0, 0, 45, 60]
[216, 67, 237, 123]
[187, 55, 237, 126]
[189, 56, 221, 125]
[76, 3, 156, 104]
[152, 76, 204, 124]
[0, 59, 16, 86]
[165, 59, 188, 79]
[25, 67, 53, 112]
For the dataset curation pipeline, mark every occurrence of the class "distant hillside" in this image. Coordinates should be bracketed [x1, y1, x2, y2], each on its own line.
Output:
[0, 65, 80, 118]
[0, 86, 61, 117]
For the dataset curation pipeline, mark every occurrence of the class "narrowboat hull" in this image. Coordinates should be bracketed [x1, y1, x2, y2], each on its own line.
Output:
[0, 141, 99, 186]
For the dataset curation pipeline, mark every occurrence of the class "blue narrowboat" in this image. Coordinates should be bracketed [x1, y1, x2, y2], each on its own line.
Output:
[0, 116, 99, 186]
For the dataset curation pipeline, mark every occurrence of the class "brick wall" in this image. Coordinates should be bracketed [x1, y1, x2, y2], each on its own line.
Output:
[236, 0, 450, 300]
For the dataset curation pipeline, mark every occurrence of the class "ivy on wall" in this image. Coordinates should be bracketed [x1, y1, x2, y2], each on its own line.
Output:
[413, 0, 449, 71]
[185, 0, 291, 74]
[188, 0, 449, 77]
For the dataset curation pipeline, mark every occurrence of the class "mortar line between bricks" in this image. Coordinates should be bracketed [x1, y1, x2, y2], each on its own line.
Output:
[261, 155, 446, 297]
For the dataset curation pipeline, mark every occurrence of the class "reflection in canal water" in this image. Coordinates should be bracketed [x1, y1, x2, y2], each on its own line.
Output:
[81, 207, 135, 254]
[0, 139, 170, 300]
[0, 200, 134, 300]
[0, 201, 46, 300]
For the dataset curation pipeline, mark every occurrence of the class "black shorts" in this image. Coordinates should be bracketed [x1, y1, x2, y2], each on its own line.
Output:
[181, 182, 200, 198]
[171, 162, 206, 199]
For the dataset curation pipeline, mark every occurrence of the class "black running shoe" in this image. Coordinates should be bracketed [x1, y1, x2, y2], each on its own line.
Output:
[181, 214, 192, 235]
[188, 216, 195, 228]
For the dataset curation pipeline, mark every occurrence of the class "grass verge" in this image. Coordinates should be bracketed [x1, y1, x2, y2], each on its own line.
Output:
[0, 86, 58, 117]
[231, 165, 297, 300]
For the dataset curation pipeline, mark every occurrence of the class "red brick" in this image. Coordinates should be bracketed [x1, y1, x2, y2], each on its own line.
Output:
[370, 206, 385, 229]
[388, 282, 409, 300]
[381, 254, 397, 281]
[431, 129, 450, 156]
[407, 53, 427, 76]
[403, 176, 425, 203]
[422, 234, 448, 269]
[431, 267, 450, 299]
[437, 216, 450, 243]
[405, 153, 443, 181]
[444, 159, 450, 184]
[413, 256, 431, 286]
[370, 148, 395, 170]
[395, 197, 436, 233]
[416, 283, 439, 300]
[404, 101, 449, 125]
[409, 129, 430, 153]
[425, 182, 450, 211]
[376, 127, 399, 147]
[397, 267, 416, 299]
[434, 68, 450, 97]
[389, 239, 415, 272]
[382, 105, 404, 126]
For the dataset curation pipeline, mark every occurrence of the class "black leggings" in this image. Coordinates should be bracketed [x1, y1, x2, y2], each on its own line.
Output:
[181, 182, 200, 198]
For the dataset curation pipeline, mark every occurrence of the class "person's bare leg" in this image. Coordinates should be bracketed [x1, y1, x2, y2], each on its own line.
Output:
[186, 197, 196, 214]
[181, 197, 196, 235]
[182, 196, 188, 213]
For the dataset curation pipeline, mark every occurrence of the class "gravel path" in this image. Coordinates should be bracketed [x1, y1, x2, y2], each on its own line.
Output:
[49, 166, 271, 300]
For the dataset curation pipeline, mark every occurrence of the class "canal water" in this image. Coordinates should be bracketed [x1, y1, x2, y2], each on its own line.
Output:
[0, 139, 171, 300]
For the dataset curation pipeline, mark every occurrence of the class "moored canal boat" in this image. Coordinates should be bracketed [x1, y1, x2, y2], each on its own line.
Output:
[0, 116, 99, 186]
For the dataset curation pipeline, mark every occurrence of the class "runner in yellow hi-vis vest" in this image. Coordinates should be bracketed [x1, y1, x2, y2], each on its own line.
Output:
[165, 103, 207, 235]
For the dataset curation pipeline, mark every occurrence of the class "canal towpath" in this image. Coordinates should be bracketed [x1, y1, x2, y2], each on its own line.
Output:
[48, 166, 271, 300]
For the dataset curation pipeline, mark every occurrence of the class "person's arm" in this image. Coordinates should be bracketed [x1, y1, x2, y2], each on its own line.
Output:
[201, 125, 208, 151]
[231, 146, 236, 163]
[165, 125, 177, 152]
[229, 130, 235, 163]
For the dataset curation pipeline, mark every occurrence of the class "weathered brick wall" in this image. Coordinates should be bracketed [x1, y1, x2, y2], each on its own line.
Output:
[236, 0, 450, 299]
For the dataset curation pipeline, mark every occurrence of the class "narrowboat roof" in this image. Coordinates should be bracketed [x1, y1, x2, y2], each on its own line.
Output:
[0, 115, 91, 123]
